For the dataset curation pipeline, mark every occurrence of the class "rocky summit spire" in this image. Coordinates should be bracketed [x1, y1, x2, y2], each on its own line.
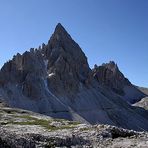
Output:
[48, 23, 72, 49]
[47, 23, 86, 59]
[54, 23, 69, 36]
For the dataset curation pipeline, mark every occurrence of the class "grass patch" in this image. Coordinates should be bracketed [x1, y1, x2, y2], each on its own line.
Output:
[1, 113, 80, 131]
[17, 115, 39, 120]
[53, 119, 80, 125]
[8, 117, 77, 131]
[68, 121, 80, 125]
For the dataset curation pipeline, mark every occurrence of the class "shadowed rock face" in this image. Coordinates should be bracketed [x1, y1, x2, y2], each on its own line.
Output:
[0, 23, 148, 131]
[92, 61, 146, 103]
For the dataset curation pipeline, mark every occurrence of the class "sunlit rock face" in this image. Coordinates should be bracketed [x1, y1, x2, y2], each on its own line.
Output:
[0, 23, 148, 131]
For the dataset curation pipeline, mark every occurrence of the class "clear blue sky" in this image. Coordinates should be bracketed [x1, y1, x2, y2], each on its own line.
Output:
[0, 0, 148, 87]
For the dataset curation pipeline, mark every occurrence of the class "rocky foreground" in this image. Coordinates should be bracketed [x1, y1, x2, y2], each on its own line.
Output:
[0, 106, 148, 148]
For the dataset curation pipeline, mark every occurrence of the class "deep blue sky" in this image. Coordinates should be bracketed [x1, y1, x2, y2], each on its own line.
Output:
[0, 0, 148, 87]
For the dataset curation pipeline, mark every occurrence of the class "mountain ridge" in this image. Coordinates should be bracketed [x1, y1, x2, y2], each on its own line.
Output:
[0, 23, 148, 131]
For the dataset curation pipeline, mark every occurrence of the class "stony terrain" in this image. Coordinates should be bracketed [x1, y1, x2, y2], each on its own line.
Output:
[0, 106, 148, 148]
[0, 23, 148, 131]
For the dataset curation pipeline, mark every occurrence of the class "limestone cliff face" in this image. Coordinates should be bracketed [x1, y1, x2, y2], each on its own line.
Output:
[93, 61, 146, 103]
[0, 23, 148, 131]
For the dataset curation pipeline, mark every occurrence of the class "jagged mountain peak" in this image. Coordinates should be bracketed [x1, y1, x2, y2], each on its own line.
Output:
[0, 24, 148, 131]
[93, 61, 146, 103]
[101, 61, 118, 73]
[49, 23, 72, 44]
[93, 61, 127, 90]
[0, 24, 91, 95]
[47, 23, 86, 60]
[102, 61, 116, 66]
[54, 23, 69, 35]
[43, 24, 92, 95]
[48, 23, 72, 48]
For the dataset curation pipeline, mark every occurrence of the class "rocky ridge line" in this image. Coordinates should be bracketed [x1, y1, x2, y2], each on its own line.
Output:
[0, 23, 148, 131]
